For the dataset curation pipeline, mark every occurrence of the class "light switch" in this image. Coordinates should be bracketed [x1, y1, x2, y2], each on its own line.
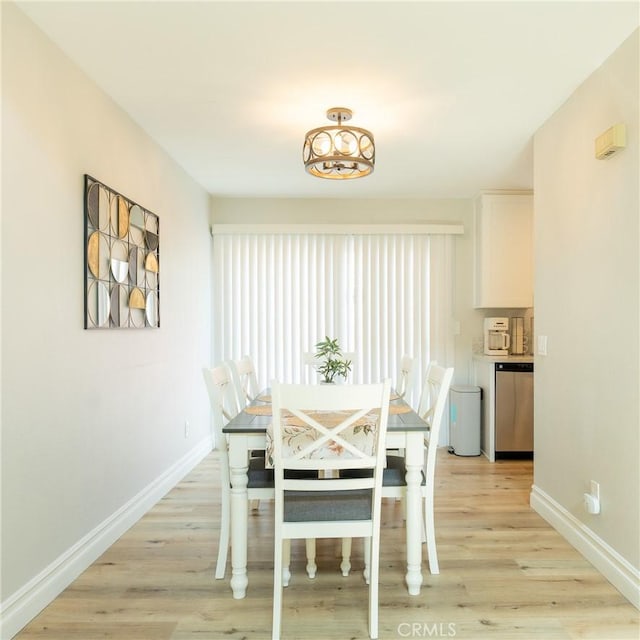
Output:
[537, 335, 548, 356]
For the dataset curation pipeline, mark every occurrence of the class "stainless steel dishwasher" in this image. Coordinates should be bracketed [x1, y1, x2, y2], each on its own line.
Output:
[495, 362, 534, 459]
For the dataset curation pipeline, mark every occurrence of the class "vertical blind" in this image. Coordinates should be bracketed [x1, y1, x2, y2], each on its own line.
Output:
[212, 232, 455, 412]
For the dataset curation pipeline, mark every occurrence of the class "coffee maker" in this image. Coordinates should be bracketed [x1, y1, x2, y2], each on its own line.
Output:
[484, 317, 510, 355]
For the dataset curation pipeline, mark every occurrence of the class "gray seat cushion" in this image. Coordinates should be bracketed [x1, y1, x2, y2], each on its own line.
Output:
[283, 488, 373, 522]
[247, 456, 274, 489]
[339, 455, 426, 487]
[246, 457, 318, 489]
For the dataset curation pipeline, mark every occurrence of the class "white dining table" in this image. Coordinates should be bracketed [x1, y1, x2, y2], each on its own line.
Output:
[222, 392, 429, 599]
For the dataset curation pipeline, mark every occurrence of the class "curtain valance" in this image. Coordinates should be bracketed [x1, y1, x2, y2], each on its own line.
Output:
[211, 223, 464, 236]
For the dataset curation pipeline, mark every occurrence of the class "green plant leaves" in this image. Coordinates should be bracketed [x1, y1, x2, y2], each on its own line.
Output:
[313, 336, 352, 383]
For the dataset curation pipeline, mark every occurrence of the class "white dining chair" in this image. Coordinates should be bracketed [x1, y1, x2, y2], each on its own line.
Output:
[395, 354, 415, 402]
[229, 355, 260, 407]
[384, 362, 454, 574]
[386, 354, 415, 460]
[228, 355, 265, 485]
[340, 362, 454, 576]
[270, 379, 391, 640]
[202, 365, 274, 579]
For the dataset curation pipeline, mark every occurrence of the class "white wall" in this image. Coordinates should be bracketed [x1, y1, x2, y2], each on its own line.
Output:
[211, 197, 488, 386]
[531, 29, 639, 605]
[1, 4, 212, 635]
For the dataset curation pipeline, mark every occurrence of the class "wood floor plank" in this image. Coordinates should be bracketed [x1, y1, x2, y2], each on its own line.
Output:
[14, 451, 639, 639]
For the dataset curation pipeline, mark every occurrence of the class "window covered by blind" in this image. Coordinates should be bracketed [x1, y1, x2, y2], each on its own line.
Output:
[212, 231, 454, 411]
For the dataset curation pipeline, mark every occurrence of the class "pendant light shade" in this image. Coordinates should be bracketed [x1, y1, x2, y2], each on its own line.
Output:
[303, 107, 375, 179]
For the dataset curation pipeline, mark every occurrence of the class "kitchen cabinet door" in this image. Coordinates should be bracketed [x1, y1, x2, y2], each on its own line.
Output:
[474, 192, 533, 308]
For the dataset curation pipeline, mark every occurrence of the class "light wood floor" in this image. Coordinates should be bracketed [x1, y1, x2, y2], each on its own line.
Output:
[15, 451, 639, 639]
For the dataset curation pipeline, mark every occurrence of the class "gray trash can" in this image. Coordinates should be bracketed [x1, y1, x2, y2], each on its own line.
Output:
[449, 385, 481, 456]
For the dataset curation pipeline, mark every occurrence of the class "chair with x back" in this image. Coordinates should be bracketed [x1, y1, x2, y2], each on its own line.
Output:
[229, 355, 266, 466]
[395, 354, 415, 402]
[339, 361, 454, 576]
[202, 364, 274, 579]
[384, 361, 454, 574]
[270, 379, 391, 640]
[385, 353, 415, 461]
[229, 355, 260, 408]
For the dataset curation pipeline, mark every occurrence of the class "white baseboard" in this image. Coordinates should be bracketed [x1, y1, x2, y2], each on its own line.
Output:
[0, 437, 213, 640]
[530, 484, 640, 610]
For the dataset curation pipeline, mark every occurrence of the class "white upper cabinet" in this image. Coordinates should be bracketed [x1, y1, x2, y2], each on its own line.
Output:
[474, 192, 533, 309]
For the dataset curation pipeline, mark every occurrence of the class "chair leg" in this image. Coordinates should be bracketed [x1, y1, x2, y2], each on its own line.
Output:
[272, 536, 283, 640]
[340, 538, 352, 577]
[424, 493, 440, 574]
[305, 539, 317, 579]
[363, 537, 370, 585]
[368, 534, 379, 640]
[283, 539, 291, 587]
[215, 488, 230, 579]
[250, 499, 260, 511]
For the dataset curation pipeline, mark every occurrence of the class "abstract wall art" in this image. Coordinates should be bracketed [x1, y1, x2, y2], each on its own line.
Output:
[84, 175, 160, 329]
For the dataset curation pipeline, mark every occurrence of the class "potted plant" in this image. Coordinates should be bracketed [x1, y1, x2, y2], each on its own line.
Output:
[313, 336, 352, 384]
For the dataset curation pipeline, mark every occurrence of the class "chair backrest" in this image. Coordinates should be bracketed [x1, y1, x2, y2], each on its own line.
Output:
[417, 360, 436, 422]
[396, 354, 414, 400]
[229, 355, 260, 406]
[418, 362, 454, 475]
[302, 352, 321, 383]
[302, 352, 320, 366]
[270, 380, 391, 493]
[202, 364, 239, 453]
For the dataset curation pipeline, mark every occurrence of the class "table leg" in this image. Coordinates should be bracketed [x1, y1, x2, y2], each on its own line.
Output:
[229, 460, 249, 599]
[404, 435, 423, 595]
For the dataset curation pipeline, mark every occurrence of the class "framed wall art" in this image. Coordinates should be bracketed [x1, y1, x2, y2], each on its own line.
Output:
[84, 175, 160, 329]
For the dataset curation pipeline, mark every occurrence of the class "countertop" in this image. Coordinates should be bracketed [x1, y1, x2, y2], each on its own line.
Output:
[473, 354, 534, 363]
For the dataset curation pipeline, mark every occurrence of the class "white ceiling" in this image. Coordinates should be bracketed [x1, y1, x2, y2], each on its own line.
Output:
[15, 1, 639, 199]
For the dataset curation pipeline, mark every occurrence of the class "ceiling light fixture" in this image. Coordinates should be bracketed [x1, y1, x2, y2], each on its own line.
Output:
[303, 107, 375, 179]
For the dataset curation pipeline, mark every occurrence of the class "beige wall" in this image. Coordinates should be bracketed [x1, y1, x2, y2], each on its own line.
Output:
[532, 27, 639, 583]
[1, 3, 212, 632]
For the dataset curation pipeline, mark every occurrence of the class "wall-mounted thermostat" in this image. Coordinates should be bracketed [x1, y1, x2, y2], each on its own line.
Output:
[595, 123, 626, 159]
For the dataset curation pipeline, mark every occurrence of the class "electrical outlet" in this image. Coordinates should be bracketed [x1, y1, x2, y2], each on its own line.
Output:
[184, 420, 190, 438]
[583, 480, 601, 514]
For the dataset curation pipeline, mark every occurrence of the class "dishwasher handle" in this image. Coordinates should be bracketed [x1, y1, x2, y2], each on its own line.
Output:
[496, 362, 534, 373]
